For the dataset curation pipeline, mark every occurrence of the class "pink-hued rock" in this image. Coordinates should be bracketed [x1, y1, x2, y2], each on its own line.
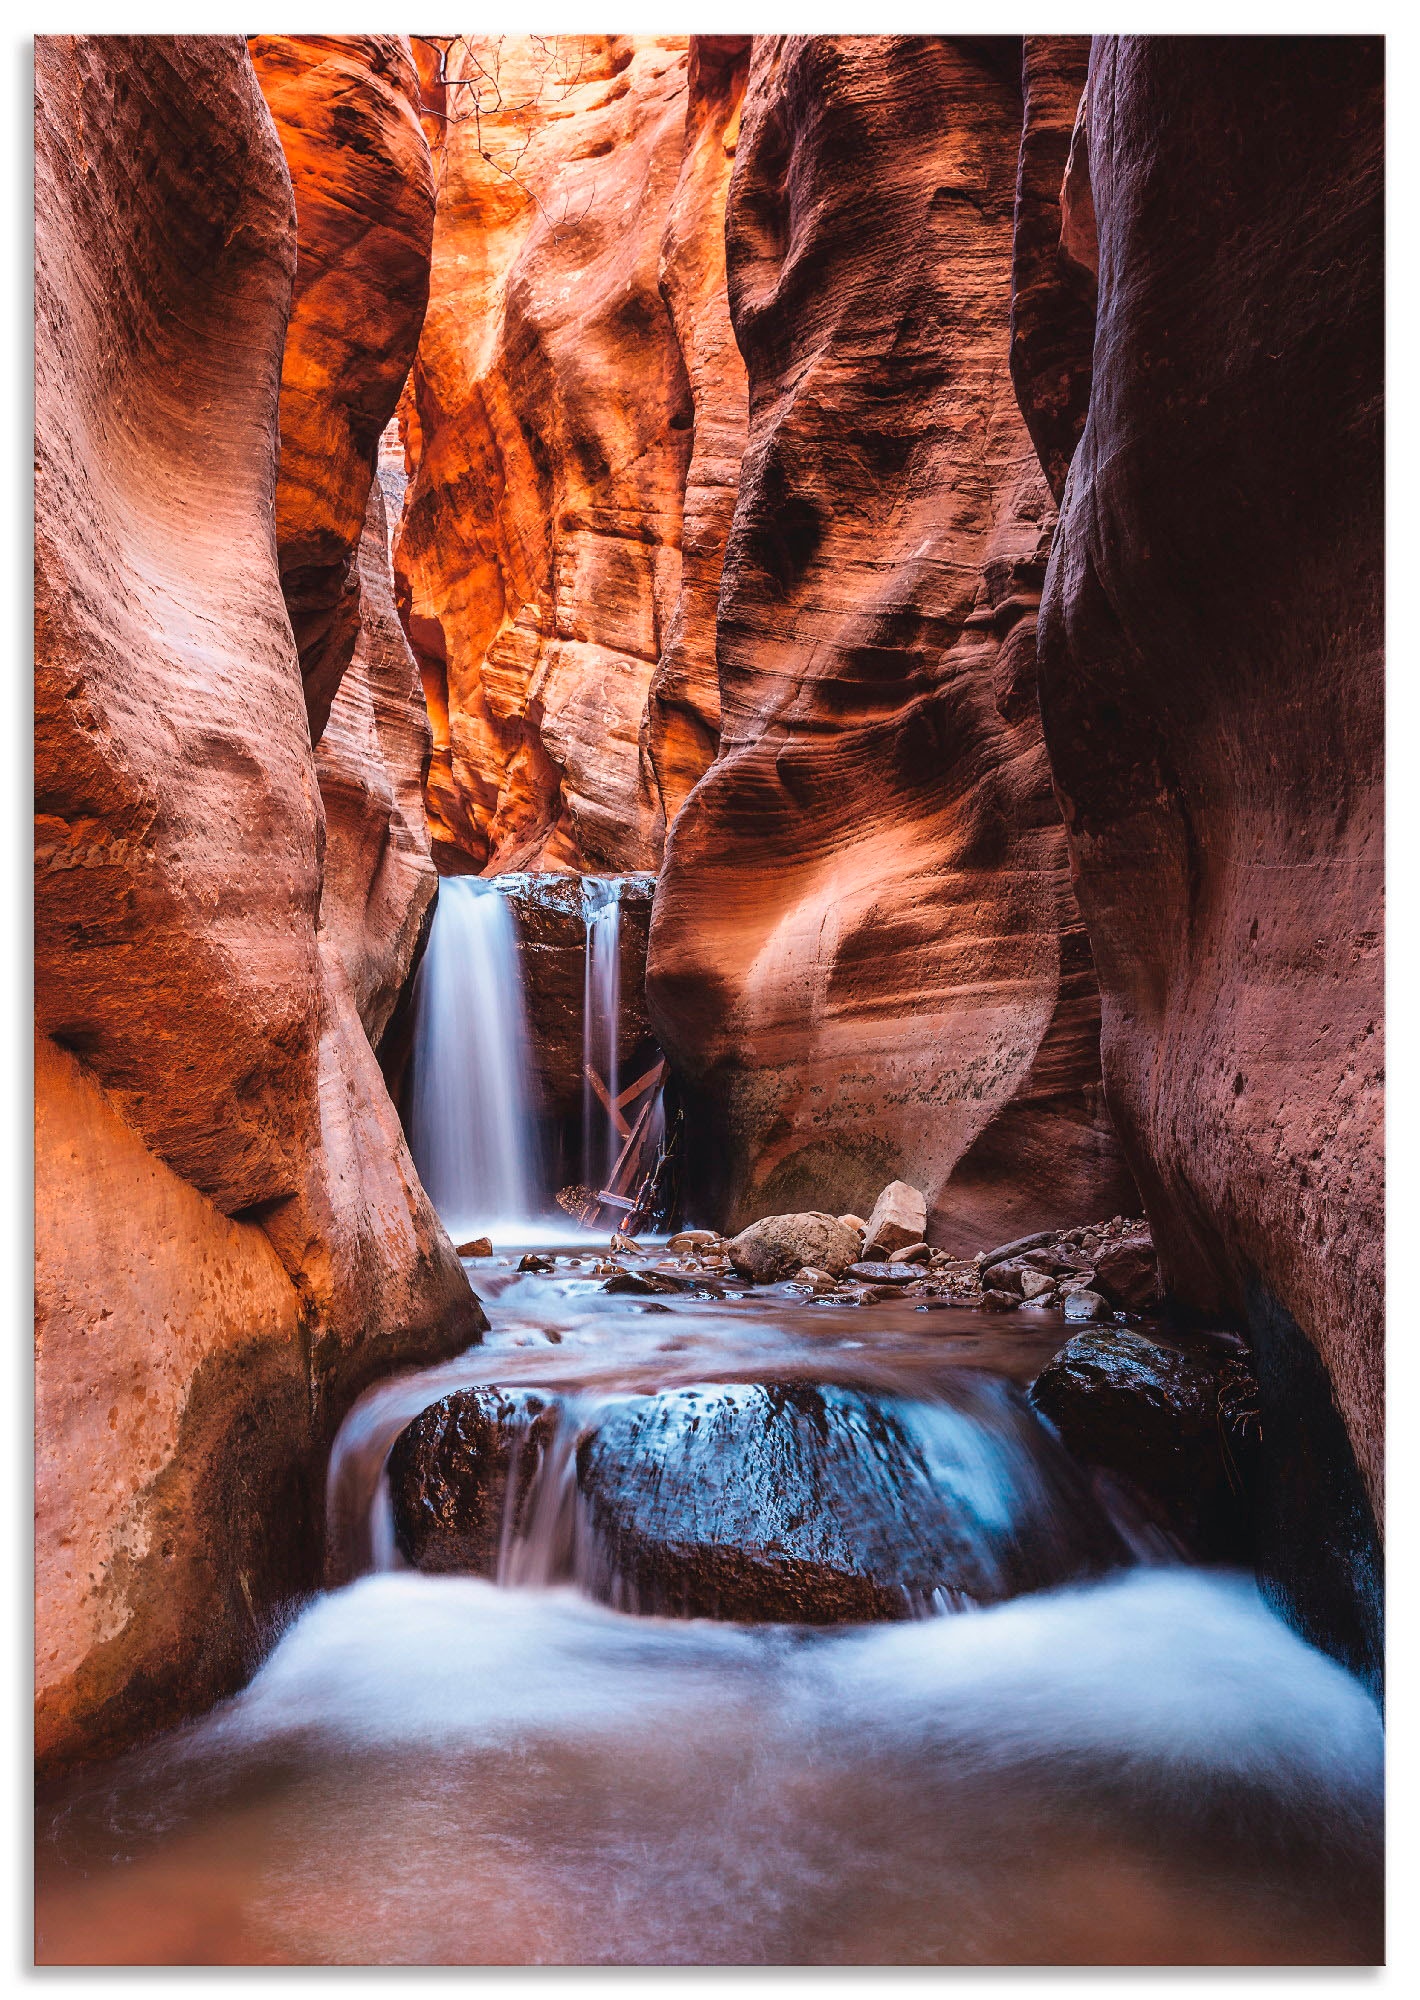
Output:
[646, 34, 1137, 1246]
[1025, 38, 1383, 1618]
[34, 34, 477, 1774]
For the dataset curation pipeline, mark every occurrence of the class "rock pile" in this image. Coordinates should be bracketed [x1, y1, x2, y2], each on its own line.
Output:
[480, 1182, 1165, 1323]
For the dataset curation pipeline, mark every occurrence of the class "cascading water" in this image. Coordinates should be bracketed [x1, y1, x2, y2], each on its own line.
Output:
[580, 878, 623, 1195]
[36, 1259, 1385, 1966]
[406, 876, 544, 1240]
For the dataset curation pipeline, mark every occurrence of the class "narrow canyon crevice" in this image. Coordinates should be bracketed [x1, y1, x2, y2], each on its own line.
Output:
[33, 25, 1383, 1798]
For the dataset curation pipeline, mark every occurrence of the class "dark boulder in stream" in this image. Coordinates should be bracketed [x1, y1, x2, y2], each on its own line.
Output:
[1029, 1329, 1259, 1560]
[388, 1387, 560, 1574]
[575, 1380, 1130, 1624]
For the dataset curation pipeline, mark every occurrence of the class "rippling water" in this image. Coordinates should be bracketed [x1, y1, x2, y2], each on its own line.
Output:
[35, 1256, 1385, 1966]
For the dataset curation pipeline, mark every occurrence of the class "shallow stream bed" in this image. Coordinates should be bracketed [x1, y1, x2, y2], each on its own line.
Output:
[35, 1250, 1384, 1966]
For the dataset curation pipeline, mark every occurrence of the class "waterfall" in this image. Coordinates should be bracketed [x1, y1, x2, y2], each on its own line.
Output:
[407, 877, 543, 1240]
[581, 879, 623, 1195]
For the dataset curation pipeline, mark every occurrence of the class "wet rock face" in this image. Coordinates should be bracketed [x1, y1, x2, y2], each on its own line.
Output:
[647, 34, 1137, 1249]
[578, 1381, 1129, 1622]
[1030, 1329, 1259, 1560]
[387, 1388, 559, 1574]
[1024, 41, 1383, 1541]
[388, 1376, 1131, 1622]
[398, 35, 747, 874]
[249, 35, 435, 741]
[35, 35, 479, 1775]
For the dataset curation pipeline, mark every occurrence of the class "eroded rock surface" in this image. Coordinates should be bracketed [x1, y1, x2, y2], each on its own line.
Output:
[249, 34, 435, 739]
[1021, 38, 1383, 1648]
[35, 35, 478, 1774]
[397, 34, 747, 873]
[647, 34, 1137, 1248]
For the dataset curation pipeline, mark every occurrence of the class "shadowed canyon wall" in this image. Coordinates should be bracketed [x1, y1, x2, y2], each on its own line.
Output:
[34, 33, 479, 1775]
[1016, 36, 1383, 1678]
[646, 35, 1137, 1246]
[395, 33, 748, 873]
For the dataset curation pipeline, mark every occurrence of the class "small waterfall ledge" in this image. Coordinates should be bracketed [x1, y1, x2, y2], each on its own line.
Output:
[405, 872, 665, 1246]
[407, 877, 545, 1241]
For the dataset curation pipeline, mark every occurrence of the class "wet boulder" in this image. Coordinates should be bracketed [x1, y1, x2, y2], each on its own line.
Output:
[1029, 1329, 1259, 1559]
[575, 1379, 1128, 1623]
[845, 1262, 921, 1285]
[388, 1387, 561, 1574]
[725, 1212, 862, 1283]
[602, 1270, 682, 1296]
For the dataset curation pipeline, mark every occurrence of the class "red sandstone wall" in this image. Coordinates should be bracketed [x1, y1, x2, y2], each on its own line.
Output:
[248, 35, 435, 741]
[395, 33, 746, 874]
[646, 34, 1137, 1246]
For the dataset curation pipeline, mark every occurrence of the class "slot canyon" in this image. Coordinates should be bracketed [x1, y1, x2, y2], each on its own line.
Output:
[33, 30, 1383, 1969]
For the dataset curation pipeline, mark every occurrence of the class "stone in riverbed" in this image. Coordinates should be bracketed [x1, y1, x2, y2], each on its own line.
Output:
[846, 1262, 921, 1285]
[862, 1181, 928, 1258]
[1091, 1231, 1163, 1312]
[725, 1212, 862, 1284]
[979, 1289, 1022, 1313]
[1019, 1270, 1056, 1301]
[603, 1270, 682, 1296]
[1062, 1289, 1108, 1321]
[575, 1380, 1127, 1622]
[518, 1252, 554, 1273]
[388, 1387, 561, 1573]
[1029, 1328, 1258, 1559]
[837, 1214, 868, 1235]
[669, 1229, 721, 1250]
[456, 1237, 493, 1258]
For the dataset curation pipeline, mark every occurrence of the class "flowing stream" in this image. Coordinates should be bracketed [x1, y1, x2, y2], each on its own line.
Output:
[36, 1258, 1384, 1967]
[34, 902, 1384, 1966]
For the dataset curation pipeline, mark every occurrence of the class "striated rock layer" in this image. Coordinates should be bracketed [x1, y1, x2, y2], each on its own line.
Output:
[647, 34, 1137, 1247]
[397, 34, 748, 873]
[249, 34, 435, 740]
[35, 34, 478, 1775]
[1024, 37, 1383, 1678]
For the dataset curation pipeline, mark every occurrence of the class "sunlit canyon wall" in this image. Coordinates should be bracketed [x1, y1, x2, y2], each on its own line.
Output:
[34, 34, 481, 1774]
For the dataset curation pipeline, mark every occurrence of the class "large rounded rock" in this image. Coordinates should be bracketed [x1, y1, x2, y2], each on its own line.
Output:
[1029, 1329, 1257, 1559]
[724, 1213, 863, 1284]
[575, 1380, 1128, 1622]
[388, 1388, 561, 1574]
